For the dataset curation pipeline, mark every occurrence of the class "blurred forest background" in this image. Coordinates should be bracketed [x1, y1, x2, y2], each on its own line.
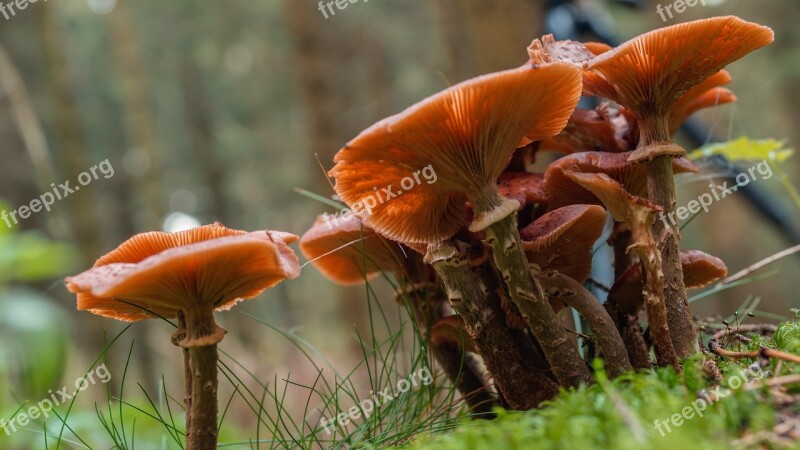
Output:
[0, 0, 798, 445]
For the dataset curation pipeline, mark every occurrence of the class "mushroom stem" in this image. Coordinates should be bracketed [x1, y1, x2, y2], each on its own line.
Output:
[427, 240, 560, 409]
[405, 288, 498, 416]
[177, 312, 192, 440]
[635, 112, 696, 359]
[184, 307, 220, 450]
[646, 155, 697, 358]
[536, 271, 632, 378]
[481, 211, 593, 388]
[622, 313, 652, 370]
[629, 223, 680, 370]
[431, 345, 498, 417]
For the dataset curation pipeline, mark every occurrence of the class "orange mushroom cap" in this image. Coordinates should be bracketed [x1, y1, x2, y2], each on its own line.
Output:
[610, 250, 728, 314]
[329, 63, 582, 244]
[669, 70, 736, 134]
[497, 172, 547, 209]
[520, 205, 607, 283]
[583, 16, 773, 159]
[66, 223, 300, 323]
[299, 214, 408, 286]
[543, 151, 699, 210]
[540, 104, 633, 155]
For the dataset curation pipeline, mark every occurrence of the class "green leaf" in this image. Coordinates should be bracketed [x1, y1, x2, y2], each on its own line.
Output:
[688, 137, 794, 163]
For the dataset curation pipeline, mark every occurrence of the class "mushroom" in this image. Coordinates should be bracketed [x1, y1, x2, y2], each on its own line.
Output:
[582, 16, 774, 358]
[543, 150, 699, 210]
[66, 223, 300, 450]
[609, 250, 728, 315]
[564, 172, 679, 369]
[520, 204, 607, 284]
[539, 104, 633, 155]
[299, 214, 407, 285]
[669, 70, 736, 135]
[329, 63, 592, 387]
[299, 216, 500, 413]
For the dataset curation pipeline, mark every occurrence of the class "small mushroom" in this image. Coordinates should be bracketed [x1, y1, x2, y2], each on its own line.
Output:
[299, 214, 407, 285]
[609, 250, 728, 315]
[669, 70, 736, 135]
[540, 104, 633, 155]
[497, 172, 547, 209]
[66, 223, 300, 450]
[520, 204, 607, 283]
[543, 151, 698, 210]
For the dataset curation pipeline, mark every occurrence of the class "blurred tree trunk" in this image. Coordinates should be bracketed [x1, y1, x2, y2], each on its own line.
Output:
[105, 0, 166, 230]
[460, 0, 544, 73]
[105, 1, 166, 393]
[31, 6, 102, 263]
[281, 0, 372, 342]
[180, 60, 229, 223]
[0, 45, 63, 238]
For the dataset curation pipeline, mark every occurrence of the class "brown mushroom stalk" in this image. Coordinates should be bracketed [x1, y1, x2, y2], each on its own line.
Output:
[426, 239, 560, 409]
[536, 271, 631, 377]
[566, 172, 679, 369]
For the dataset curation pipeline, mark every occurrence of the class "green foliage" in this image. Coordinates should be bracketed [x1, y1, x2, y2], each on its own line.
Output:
[773, 310, 800, 355]
[399, 314, 800, 450]
[688, 137, 794, 163]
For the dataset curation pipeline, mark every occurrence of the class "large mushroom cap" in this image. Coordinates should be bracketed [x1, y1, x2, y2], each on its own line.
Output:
[299, 214, 407, 285]
[583, 16, 773, 159]
[521, 204, 607, 283]
[67, 224, 300, 322]
[329, 63, 581, 244]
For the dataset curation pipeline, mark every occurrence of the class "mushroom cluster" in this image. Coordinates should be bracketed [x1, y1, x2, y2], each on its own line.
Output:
[65, 15, 774, 449]
[304, 16, 772, 409]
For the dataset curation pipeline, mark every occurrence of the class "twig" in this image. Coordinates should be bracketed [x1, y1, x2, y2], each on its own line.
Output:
[709, 339, 800, 364]
[711, 323, 777, 341]
[743, 374, 800, 391]
[717, 244, 800, 286]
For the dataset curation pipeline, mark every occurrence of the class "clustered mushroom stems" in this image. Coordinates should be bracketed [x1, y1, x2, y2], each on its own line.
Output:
[402, 282, 498, 415]
[472, 188, 592, 387]
[182, 305, 221, 450]
[637, 112, 697, 358]
[536, 271, 631, 377]
[623, 313, 653, 370]
[427, 240, 559, 409]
